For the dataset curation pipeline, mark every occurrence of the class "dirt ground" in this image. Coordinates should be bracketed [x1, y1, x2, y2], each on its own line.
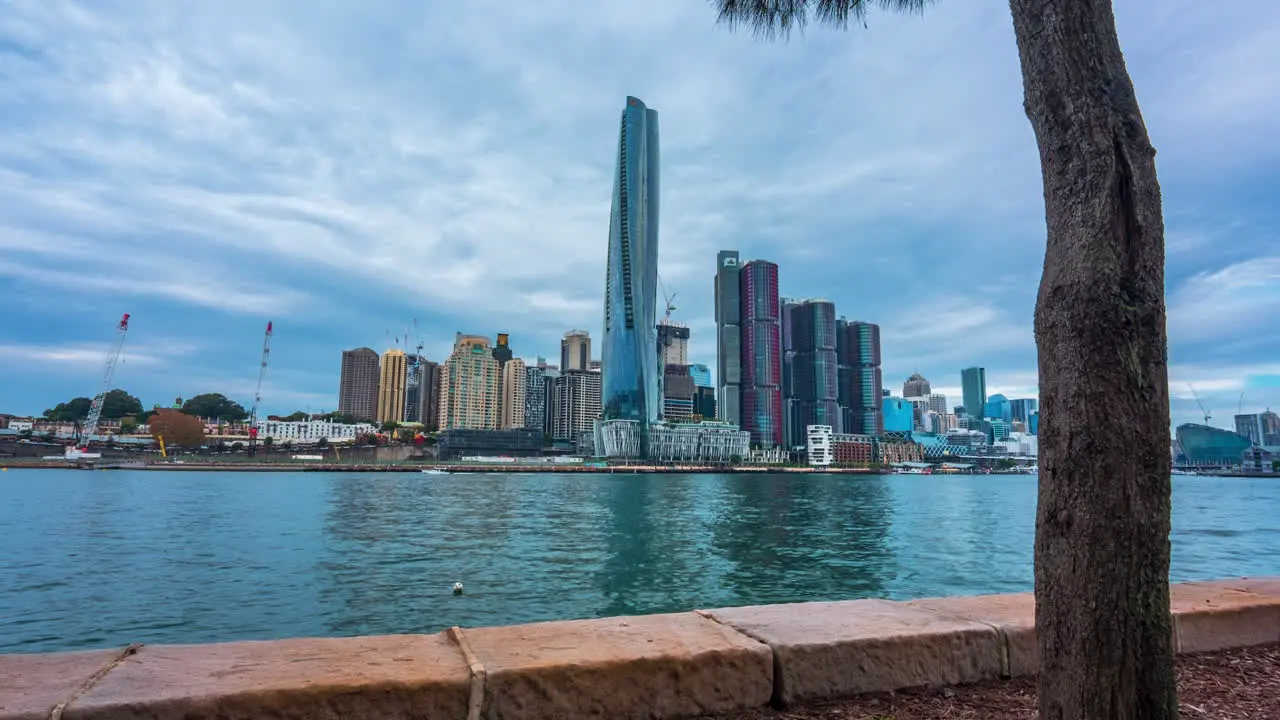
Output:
[704, 643, 1280, 720]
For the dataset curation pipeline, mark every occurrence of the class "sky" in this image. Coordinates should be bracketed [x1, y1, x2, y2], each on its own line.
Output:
[1, 0, 1277, 429]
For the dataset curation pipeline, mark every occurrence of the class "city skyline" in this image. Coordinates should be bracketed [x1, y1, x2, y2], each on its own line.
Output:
[1, 1, 1276, 428]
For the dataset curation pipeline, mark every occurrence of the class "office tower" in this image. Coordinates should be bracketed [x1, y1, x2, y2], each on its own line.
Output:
[1010, 397, 1039, 424]
[500, 358, 528, 429]
[337, 347, 379, 421]
[788, 299, 840, 447]
[662, 364, 696, 421]
[927, 393, 948, 416]
[524, 364, 548, 433]
[689, 363, 712, 388]
[984, 393, 1013, 423]
[375, 349, 408, 424]
[739, 259, 783, 448]
[438, 334, 500, 430]
[552, 370, 603, 440]
[837, 320, 884, 435]
[780, 298, 800, 448]
[403, 355, 440, 427]
[600, 95, 661, 455]
[541, 366, 560, 436]
[714, 250, 742, 425]
[903, 373, 931, 398]
[561, 330, 592, 372]
[1235, 410, 1280, 446]
[694, 386, 717, 420]
[657, 323, 690, 366]
[961, 367, 987, 420]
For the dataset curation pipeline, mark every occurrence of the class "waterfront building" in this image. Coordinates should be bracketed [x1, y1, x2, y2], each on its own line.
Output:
[804, 424, 920, 466]
[1175, 423, 1251, 466]
[689, 363, 712, 388]
[883, 397, 914, 433]
[739, 259, 783, 448]
[560, 330, 592, 373]
[657, 323, 690, 367]
[523, 364, 548, 433]
[903, 373, 931, 398]
[600, 96, 661, 456]
[438, 334, 500, 430]
[255, 419, 377, 444]
[1242, 446, 1276, 473]
[1234, 410, 1280, 447]
[552, 369, 602, 441]
[837, 320, 884, 435]
[337, 347, 379, 421]
[788, 299, 839, 449]
[984, 393, 1013, 423]
[1010, 397, 1039, 424]
[500, 358, 528, 429]
[661, 364, 696, 421]
[714, 250, 742, 426]
[806, 425, 834, 466]
[375, 349, 407, 424]
[403, 355, 440, 429]
[436, 428, 542, 461]
[596, 419, 749, 463]
[961, 367, 987, 421]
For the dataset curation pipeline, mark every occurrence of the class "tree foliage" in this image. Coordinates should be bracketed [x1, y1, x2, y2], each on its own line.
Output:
[181, 393, 249, 421]
[43, 397, 92, 421]
[149, 409, 206, 447]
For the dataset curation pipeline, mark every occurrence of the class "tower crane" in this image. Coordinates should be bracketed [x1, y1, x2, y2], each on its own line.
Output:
[1187, 383, 1211, 425]
[247, 321, 273, 456]
[67, 313, 131, 460]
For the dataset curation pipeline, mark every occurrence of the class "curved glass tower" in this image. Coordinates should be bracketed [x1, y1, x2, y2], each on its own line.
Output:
[601, 96, 661, 455]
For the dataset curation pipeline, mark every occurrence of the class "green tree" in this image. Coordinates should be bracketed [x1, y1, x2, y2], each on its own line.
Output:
[43, 397, 92, 421]
[316, 437, 329, 448]
[711, 2, 1174, 717]
[381, 421, 400, 433]
[100, 389, 143, 419]
[181, 393, 249, 421]
[262, 436, 274, 448]
[284, 411, 309, 421]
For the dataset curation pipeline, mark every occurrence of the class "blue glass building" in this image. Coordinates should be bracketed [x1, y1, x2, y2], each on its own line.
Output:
[601, 96, 661, 455]
[883, 397, 914, 433]
[984, 393, 1012, 423]
[689, 363, 712, 388]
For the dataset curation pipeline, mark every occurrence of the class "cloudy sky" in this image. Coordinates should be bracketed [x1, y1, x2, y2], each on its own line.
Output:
[1, 0, 1276, 428]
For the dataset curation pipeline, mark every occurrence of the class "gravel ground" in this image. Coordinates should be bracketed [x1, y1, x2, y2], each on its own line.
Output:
[703, 643, 1280, 720]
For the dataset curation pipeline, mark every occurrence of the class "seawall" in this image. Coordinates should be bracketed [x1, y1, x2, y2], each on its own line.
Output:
[3, 577, 1278, 719]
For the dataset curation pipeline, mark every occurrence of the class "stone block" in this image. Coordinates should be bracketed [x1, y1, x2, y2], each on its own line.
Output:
[1171, 581, 1280, 654]
[1194, 576, 1280, 598]
[63, 634, 471, 720]
[460, 612, 772, 720]
[0, 648, 124, 720]
[906, 592, 1037, 678]
[706, 599, 1001, 706]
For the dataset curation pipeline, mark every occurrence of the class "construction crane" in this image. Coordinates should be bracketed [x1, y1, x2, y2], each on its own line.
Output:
[1187, 383, 1211, 425]
[67, 313, 131, 460]
[247, 321, 273, 456]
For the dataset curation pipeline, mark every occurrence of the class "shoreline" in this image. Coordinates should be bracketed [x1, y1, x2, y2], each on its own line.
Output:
[3, 577, 1277, 719]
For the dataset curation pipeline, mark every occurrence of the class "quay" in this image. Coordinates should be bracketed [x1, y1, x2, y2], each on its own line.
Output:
[2, 577, 1278, 719]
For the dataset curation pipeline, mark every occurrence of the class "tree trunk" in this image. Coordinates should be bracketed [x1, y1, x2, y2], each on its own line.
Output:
[1008, 1, 1176, 718]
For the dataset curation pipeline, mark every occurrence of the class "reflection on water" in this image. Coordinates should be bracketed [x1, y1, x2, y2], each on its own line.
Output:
[0, 470, 1276, 653]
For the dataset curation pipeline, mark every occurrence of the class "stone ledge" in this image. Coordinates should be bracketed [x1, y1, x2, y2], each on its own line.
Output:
[1, 577, 1278, 720]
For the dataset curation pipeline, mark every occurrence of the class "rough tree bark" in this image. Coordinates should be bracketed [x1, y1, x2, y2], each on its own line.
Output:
[1009, 1, 1177, 719]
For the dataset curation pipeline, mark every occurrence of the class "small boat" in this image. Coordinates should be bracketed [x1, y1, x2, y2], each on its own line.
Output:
[1171, 468, 1199, 476]
[421, 469, 449, 475]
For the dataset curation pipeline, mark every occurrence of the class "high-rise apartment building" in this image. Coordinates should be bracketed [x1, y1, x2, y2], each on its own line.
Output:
[376, 349, 408, 424]
[1235, 410, 1280, 447]
[961, 367, 987, 420]
[552, 370, 602, 441]
[837, 320, 884, 435]
[789, 299, 840, 448]
[600, 96, 661, 455]
[438, 334, 500, 430]
[500, 358, 528, 429]
[928, 393, 948, 416]
[903, 373, 931, 398]
[338, 347, 380, 421]
[561, 330, 592, 373]
[739, 259, 783, 448]
[657, 323, 689, 367]
[524, 364, 548, 433]
[714, 250, 742, 426]
[403, 355, 441, 428]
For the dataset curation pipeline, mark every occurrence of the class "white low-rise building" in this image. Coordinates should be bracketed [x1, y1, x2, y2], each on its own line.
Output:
[254, 419, 377, 443]
[807, 425, 834, 466]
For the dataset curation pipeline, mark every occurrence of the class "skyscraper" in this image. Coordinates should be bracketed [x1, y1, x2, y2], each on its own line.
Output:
[338, 347, 379, 421]
[438, 334, 500, 430]
[561, 330, 592, 373]
[553, 370, 603, 441]
[789, 299, 840, 446]
[714, 250, 742, 425]
[600, 96, 661, 454]
[961, 367, 987, 420]
[403, 354, 440, 427]
[500, 358, 528, 429]
[903, 373, 931, 398]
[376, 349, 407, 424]
[837, 320, 884, 435]
[656, 323, 689, 366]
[739, 259, 783, 448]
[524, 364, 548, 433]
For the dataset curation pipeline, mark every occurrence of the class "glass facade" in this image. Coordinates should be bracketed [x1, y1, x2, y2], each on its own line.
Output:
[1175, 423, 1252, 466]
[882, 397, 914, 433]
[961, 367, 986, 420]
[601, 96, 661, 455]
[837, 320, 884, 435]
[789, 300, 840, 446]
[739, 260, 783, 448]
[984, 393, 1012, 422]
[1010, 397, 1038, 424]
[688, 363, 712, 388]
[715, 250, 742, 425]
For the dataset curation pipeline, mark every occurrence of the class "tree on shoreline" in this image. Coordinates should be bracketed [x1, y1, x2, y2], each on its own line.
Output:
[710, 1, 1174, 718]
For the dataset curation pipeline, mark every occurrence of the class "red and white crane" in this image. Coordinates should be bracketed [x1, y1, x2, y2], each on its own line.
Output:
[248, 321, 273, 456]
[66, 313, 131, 461]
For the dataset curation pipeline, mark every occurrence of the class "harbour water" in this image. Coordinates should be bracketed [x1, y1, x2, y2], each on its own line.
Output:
[1, 469, 1276, 654]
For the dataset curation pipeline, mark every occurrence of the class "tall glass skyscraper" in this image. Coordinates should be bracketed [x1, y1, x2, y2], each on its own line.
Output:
[961, 367, 987, 419]
[601, 96, 661, 455]
[837, 320, 884, 435]
[790, 300, 840, 443]
[740, 260, 783, 448]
